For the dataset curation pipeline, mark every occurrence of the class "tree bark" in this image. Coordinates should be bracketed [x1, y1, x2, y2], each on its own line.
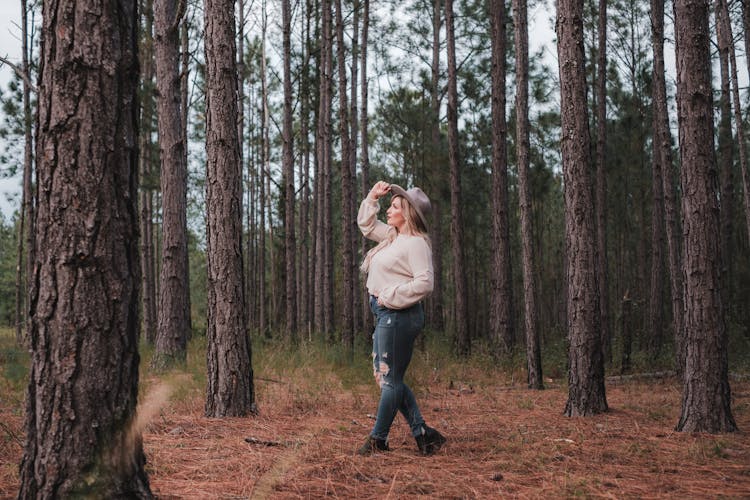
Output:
[360, 0, 373, 335]
[489, 0, 515, 356]
[673, 0, 736, 433]
[594, 0, 610, 363]
[557, 0, 607, 416]
[259, 1, 268, 336]
[335, 0, 355, 349]
[139, 0, 158, 345]
[204, 0, 255, 417]
[282, 0, 298, 340]
[513, 0, 543, 389]
[153, 0, 191, 368]
[730, 0, 750, 250]
[650, 0, 684, 374]
[445, 0, 470, 354]
[19, 0, 152, 494]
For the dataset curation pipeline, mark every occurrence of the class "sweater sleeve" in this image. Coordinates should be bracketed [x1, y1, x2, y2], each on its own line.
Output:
[378, 238, 434, 310]
[357, 197, 392, 242]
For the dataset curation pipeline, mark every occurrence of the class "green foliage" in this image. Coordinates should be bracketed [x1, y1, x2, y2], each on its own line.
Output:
[0, 215, 17, 326]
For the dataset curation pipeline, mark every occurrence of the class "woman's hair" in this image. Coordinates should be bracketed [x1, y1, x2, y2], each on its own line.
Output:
[360, 195, 430, 274]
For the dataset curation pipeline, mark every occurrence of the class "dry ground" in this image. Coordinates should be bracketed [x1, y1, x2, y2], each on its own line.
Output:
[2, 362, 749, 499]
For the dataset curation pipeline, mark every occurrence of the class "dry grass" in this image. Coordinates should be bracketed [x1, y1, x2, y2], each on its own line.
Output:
[1, 346, 749, 498]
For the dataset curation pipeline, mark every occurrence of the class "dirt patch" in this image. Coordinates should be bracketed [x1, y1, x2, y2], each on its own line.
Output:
[1, 375, 749, 498]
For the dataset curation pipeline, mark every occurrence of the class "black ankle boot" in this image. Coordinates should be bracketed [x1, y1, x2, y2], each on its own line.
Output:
[415, 425, 447, 456]
[357, 435, 389, 456]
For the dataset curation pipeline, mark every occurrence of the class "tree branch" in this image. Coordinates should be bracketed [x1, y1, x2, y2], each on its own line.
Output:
[0, 55, 37, 93]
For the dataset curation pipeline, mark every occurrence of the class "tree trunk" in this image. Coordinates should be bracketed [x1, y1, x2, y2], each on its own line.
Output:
[360, 0, 373, 335]
[651, 0, 684, 374]
[139, 0, 158, 345]
[153, 0, 191, 368]
[259, 2, 268, 336]
[557, 0, 608, 416]
[323, 0, 335, 336]
[594, 0, 611, 363]
[429, 0, 445, 332]
[15, 0, 34, 347]
[714, 0, 735, 309]
[445, 0, 470, 354]
[673, 0, 736, 433]
[282, 0, 298, 340]
[299, 0, 313, 339]
[335, 0, 355, 349]
[513, 0, 543, 389]
[350, 0, 361, 335]
[731, 0, 750, 248]
[19, 0, 152, 494]
[204, 0, 255, 417]
[489, 0, 515, 355]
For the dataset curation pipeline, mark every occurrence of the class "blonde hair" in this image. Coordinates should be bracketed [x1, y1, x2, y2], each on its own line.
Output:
[360, 195, 431, 274]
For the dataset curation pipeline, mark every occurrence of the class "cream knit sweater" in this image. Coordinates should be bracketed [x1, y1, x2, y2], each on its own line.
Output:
[357, 196, 434, 310]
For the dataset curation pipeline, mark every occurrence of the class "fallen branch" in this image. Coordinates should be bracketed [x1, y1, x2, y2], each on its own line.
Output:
[244, 436, 283, 447]
[0, 420, 23, 448]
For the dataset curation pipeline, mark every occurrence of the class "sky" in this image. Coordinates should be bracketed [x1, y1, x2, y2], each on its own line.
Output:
[0, 0, 23, 220]
[0, 0, 574, 221]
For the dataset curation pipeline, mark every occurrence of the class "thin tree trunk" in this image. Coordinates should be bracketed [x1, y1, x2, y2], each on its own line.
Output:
[513, 0, 542, 389]
[335, 0, 355, 349]
[714, 0, 735, 312]
[15, 0, 34, 346]
[300, 0, 313, 339]
[139, 0, 157, 345]
[557, 0, 607, 416]
[153, 0, 191, 368]
[731, 1, 750, 247]
[673, 0, 736, 433]
[429, 0, 444, 331]
[360, 0, 373, 336]
[323, 0, 335, 336]
[594, 0, 611, 363]
[489, 0, 514, 355]
[282, 0, 298, 340]
[445, 0, 470, 354]
[204, 0, 255, 417]
[350, 0, 361, 334]
[19, 0, 152, 492]
[651, 0, 684, 373]
[259, 0, 268, 336]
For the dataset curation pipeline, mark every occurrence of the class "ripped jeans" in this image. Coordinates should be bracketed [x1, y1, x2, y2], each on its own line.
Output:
[369, 295, 426, 441]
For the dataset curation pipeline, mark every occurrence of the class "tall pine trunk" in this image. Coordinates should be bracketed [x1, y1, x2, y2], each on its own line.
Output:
[282, 0, 298, 340]
[594, 0, 610, 363]
[650, 0, 684, 373]
[557, 0, 607, 416]
[204, 0, 255, 417]
[335, 0, 355, 349]
[489, 0, 515, 355]
[513, 0, 543, 389]
[153, 0, 191, 367]
[19, 0, 152, 493]
[360, 0, 373, 335]
[673, 0, 736, 433]
[445, 0, 470, 354]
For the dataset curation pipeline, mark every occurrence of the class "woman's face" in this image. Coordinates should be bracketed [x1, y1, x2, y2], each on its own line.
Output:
[386, 196, 406, 232]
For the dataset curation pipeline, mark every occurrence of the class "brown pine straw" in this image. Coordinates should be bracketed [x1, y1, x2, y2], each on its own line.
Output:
[1, 373, 749, 498]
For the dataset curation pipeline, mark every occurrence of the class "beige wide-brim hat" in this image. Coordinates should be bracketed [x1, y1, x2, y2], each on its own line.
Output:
[389, 184, 432, 231]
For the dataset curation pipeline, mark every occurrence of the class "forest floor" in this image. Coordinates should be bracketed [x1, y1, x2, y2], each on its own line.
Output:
[1, 332, 750, 498]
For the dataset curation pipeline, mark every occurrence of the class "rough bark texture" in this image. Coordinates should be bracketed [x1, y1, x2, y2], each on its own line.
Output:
[731, 0, 750, 251]
[650, 0, 684, 373]
[513, 0, 543, 389]
[282, 0, 298, 340]
[556, 0, 608, 416]
[489, 0, 515, 355]
[594, 0, 610, 363]
[673, 0, 736, 433]
[445, 0, 470, 354]
[204, 0, 255, 417]
[19, 0, 152, 495]
[335, 0, 355, 349]
[323, 0, 335, 336]
[153, 0, 191, 367]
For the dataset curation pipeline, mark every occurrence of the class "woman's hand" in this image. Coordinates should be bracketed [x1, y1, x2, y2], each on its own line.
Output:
[368, 181, 391, 201]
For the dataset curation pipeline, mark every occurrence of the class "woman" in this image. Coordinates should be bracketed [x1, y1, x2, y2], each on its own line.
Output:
[356, 180, 447, 456]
